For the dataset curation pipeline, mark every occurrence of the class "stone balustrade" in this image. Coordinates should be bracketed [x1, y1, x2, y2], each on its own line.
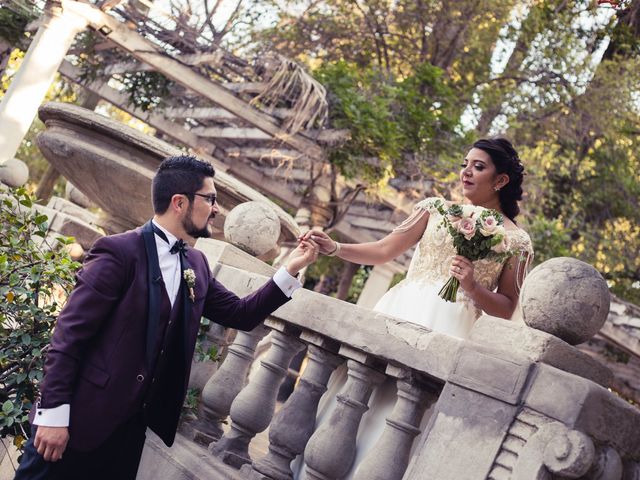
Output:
[27, 98, 640, 480]
[188, 239, 640, 480]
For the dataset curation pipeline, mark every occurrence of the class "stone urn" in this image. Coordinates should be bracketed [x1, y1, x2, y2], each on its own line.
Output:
[36, 102, 299, 243]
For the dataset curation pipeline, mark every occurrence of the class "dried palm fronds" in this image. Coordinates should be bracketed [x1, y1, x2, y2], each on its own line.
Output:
[251, 53, 328, 136]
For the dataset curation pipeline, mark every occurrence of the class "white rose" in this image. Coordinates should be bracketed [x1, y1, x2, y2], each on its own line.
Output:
[492, 235, 510, 254]
[479, 215, 498, 236]
[461, 204, 478, 218]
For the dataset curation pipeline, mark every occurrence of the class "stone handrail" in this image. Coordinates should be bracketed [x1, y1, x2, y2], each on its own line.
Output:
[190, 238, 640, 480]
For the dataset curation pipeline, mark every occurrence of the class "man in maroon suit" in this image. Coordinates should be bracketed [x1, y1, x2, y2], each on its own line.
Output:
[15, 155, 318, 480]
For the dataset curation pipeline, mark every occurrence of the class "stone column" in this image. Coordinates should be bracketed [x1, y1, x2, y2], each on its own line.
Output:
[353, 367, 440, 480]
[303, 357, 386, 480]
[246, 333, 342, 480]
[356, 264, 396, 308]
[0, 1, 87, 165]
[193, 325, 269, 445]
[209, 329, 305, 468]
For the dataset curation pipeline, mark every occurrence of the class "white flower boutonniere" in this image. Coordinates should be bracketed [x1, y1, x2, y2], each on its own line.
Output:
[183, 268, 196, 302]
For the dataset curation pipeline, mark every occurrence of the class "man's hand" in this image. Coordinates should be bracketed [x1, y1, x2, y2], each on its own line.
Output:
[286, 238, 319, 276]
[34, 426, 69, 462]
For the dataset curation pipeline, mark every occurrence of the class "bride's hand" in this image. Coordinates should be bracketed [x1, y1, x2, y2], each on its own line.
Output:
[299, 230, 337, 255]
[450, 256, 478, 294]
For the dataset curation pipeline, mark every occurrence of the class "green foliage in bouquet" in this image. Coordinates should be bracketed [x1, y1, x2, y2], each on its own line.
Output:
[0, 188, 80, 451]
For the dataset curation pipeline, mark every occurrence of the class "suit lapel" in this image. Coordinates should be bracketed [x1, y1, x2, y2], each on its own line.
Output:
[181, 251, 194, 369]
[142, 220, 162, 369]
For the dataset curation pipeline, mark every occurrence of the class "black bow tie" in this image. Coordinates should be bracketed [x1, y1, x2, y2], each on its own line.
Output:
[151, 223, 188, 257]
[170, 239, 188, 256]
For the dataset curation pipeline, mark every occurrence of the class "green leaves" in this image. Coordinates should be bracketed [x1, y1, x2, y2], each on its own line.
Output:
[0, 188, 80, 449]
[314, 60, 465, 186]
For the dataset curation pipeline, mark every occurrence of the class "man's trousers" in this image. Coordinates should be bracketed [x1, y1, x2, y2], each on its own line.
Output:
[14, 412, 146, 480]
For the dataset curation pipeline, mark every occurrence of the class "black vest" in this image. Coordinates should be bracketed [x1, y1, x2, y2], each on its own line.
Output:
[143, 285, 190, 446]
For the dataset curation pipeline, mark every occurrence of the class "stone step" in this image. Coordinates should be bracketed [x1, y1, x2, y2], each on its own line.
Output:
[137, 430, 248, 480]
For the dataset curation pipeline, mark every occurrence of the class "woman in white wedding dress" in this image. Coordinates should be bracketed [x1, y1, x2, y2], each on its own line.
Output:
[292, 137, 534, 479]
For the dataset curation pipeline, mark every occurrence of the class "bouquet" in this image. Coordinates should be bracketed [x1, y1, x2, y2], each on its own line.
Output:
[432, 200, 511, 302]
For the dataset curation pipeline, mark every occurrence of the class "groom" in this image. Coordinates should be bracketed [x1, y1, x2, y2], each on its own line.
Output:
[15, 155, 318, 480]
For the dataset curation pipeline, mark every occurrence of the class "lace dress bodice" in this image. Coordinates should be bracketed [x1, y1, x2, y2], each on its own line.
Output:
[402, 197, 534, 295]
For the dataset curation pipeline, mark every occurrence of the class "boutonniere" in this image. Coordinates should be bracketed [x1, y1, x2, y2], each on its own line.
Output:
[183, 268, 196, 302]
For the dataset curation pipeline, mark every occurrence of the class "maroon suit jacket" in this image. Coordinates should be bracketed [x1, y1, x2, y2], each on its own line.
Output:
[33, 223, 290, 451]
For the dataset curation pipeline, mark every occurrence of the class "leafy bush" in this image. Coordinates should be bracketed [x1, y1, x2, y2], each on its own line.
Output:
[314, 61, 468, 188]
[0, 188, 80, 450]
[314, 61, 402, 183]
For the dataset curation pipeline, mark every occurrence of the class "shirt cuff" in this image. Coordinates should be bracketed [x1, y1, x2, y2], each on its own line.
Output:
[273, 266, 302, 298]
[33, 403, 70, 427]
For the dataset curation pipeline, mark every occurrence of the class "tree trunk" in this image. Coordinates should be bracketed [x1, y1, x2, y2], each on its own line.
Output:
[336, 262, 359, 300]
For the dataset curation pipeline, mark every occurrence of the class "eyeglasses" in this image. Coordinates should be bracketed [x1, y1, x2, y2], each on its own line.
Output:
[183, 192, 217, 206]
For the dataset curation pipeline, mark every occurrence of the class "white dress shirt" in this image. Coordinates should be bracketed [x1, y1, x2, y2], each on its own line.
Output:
[34, 221, 302, 427]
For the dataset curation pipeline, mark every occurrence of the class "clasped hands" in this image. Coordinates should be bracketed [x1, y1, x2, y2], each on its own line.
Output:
[297, 230, 336, 256]
[285, 234, 321, 276]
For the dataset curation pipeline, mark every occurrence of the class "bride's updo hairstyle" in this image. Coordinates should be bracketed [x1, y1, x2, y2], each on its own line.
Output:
[472, 137, 524, 221]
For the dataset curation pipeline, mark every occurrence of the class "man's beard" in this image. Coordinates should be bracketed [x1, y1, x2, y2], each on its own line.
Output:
[182, 205, 213, 238]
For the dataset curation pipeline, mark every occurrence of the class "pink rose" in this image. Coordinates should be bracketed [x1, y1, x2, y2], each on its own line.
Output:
[479, 215, 498, 236]
[458, 217, 477, 240]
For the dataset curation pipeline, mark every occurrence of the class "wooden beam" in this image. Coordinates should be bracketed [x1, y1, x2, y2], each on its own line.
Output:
[192, 127, 271, 140]
[192, 126, 350, 143]
[103, 51, 225, 75]
[258, 167, 309, 182]
[220, 160, 301, 207]
[58, 61, 229, 173]
[164, 107, 239, 121]
[59, 62, 313, 215]
[59, 64, 310, 215]
[164, 107, 295, 121]
[62, 0, 327, 160]
[223, 82, 266, 94]
[226, 147, 302, 160]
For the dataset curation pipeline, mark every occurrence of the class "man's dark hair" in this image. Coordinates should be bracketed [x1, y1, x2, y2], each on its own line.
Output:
[152, 155, 216, 214]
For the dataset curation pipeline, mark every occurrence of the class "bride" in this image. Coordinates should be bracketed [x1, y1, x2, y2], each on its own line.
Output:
[293, 137, 534, 478]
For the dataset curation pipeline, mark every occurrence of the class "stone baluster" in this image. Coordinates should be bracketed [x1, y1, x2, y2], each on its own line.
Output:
[623, 460, 640, 480]
[193, 324, 269, 444]
[188, 323, 229, 392]
[303, 350, 386, 480]
[244, 332, 342, 480]
[586, 446, 623, 480]
[353, 366, 440, 480]
[209, 326, 305, 468]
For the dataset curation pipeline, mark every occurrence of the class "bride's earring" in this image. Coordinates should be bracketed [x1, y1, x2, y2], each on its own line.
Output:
[494, 186, 501, 192]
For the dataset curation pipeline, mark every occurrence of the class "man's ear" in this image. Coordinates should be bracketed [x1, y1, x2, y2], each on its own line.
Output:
[170, 194, 186, 213]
